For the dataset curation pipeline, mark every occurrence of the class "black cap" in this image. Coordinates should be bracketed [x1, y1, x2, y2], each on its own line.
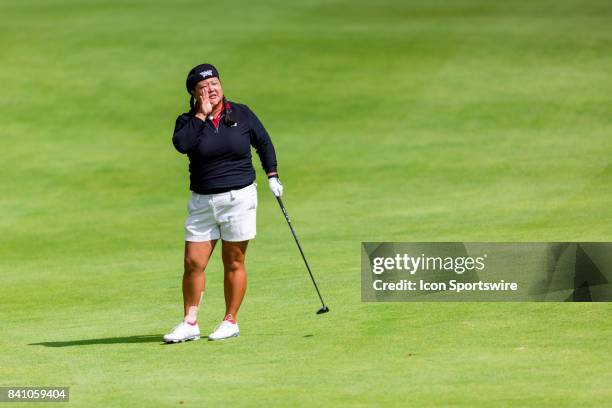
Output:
[185, 63, 219, 94]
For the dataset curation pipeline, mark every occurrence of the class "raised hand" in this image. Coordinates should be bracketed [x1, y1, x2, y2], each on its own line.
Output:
[195, 84, 213, 119]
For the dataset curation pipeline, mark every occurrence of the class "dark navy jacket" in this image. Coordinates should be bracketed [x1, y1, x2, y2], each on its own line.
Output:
[172, 101, 278, 194]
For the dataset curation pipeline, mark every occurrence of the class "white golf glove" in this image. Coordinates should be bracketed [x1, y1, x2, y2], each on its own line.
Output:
[268, 176, 283, 197]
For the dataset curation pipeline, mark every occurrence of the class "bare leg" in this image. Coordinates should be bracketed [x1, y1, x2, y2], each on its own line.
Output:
[183, 240, 217, 320]
[221, 240, 249, 320]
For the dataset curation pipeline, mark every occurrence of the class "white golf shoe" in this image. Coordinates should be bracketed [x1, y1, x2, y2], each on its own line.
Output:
[208, 320, 240, 341]
[163, 321, 200, 343]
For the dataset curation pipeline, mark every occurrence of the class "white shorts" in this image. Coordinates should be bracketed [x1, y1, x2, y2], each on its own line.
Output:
[184, 183, 257, 242]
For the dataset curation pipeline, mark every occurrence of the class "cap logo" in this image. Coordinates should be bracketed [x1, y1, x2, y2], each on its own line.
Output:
[200, 70, 213, 78]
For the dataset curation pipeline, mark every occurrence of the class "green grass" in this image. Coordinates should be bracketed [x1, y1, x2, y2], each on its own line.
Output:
[1, 0, 612, 406]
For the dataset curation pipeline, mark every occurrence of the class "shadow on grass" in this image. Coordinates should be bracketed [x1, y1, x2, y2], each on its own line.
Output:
[29, 335, 164, 347]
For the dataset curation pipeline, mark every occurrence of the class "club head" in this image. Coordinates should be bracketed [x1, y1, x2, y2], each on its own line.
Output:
[316, 305, 329, 315]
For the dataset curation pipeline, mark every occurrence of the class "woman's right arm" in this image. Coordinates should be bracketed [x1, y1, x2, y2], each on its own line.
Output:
[172, 87, 212, 154]
[172, 114, 205, 154]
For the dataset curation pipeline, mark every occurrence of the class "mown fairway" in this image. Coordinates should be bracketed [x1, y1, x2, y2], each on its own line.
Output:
[1, 0, 611, 406]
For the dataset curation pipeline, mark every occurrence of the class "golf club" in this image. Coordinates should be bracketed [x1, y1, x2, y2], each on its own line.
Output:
[275, 196, 329, 315]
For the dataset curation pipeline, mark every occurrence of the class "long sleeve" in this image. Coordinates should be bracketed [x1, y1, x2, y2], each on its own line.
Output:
[246, 106, 278, 174]
[172, 114, 205, 154]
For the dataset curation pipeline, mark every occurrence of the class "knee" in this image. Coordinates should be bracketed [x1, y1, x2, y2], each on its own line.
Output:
[184, 255, 206, 273]
[223, 258, 244, 273]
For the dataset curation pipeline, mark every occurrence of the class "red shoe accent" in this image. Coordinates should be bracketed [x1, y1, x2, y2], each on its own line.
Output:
[186, 320, 197, 326]
[223, 314, 237, 324]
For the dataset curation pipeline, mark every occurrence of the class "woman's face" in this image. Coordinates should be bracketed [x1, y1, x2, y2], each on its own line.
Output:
[192, 77, 224, 106]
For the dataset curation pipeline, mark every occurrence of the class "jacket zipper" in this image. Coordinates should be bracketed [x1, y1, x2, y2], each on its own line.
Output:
[212, 116, 220, 134]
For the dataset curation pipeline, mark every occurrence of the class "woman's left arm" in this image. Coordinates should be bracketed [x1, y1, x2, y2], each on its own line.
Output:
[247, 106, 278, 176]
[247, 106, 283, 197]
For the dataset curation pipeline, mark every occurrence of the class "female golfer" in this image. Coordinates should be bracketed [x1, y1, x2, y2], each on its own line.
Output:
[164, 63, 283, 342]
